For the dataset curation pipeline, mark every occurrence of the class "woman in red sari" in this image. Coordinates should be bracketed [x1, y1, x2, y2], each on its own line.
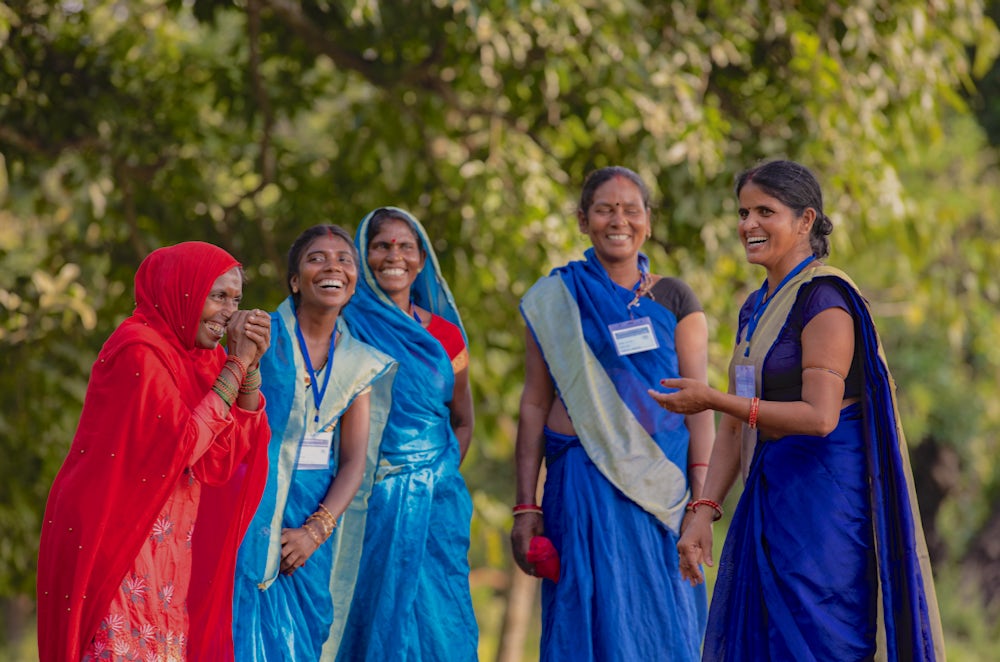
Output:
[37, 241, 272, 662]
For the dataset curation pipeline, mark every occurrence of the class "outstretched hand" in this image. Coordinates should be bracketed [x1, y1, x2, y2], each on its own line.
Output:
[648, 378, 715, 415]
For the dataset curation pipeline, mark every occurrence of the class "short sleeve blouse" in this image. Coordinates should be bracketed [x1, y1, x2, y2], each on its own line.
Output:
[737, 279, 862, 402]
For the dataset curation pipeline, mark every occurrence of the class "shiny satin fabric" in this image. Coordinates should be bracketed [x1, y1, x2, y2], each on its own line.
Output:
[710, 269, 944, 661]
[233, 298, 395, 661]
[336, 208, 478, 661]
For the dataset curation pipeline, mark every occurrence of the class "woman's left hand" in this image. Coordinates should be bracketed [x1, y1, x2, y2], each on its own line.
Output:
[279, 526, 320, 575]
[648, 378, 715, 415]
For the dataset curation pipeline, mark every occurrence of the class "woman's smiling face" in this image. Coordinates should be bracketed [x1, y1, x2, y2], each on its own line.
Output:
[737, 181, 814, 274]
[290, 233, 358, 312]
[577, 175, 651, 267]
[366, 217, 425, 299]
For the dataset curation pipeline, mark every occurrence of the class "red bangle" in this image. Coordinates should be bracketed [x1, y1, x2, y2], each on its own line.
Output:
[512, 503, 543, 516]
[748, 396, 760, 429]
[686, 498, 724, 521]
[688, 463, 709, 469]
[227, 354, 249, 382]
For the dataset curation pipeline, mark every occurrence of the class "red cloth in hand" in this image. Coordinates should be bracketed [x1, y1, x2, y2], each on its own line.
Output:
[526, 536, 561, 583]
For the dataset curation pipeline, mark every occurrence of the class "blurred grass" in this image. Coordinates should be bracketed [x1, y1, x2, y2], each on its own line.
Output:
[3, 552, 998, 661]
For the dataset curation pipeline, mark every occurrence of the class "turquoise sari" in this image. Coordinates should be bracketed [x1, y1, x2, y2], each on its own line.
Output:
[233, 298, 395, 661]
[336, 208, 478, 661]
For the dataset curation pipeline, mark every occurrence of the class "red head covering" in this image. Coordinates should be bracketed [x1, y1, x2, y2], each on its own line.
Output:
[37, 242, 268, 662]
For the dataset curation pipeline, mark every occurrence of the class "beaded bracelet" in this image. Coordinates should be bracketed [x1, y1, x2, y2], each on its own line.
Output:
[512, 503, 543, 516]
[748, 396, 760, 429]
[686, 498, 724, 521]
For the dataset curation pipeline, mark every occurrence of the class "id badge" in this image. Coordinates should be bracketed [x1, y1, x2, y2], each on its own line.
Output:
[735, 364, 756, 399]
[609, 317, 659, 356]
[297, 430, 333, 471]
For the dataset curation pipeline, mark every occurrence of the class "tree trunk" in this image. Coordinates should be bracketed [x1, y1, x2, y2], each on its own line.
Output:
[495, 568, 539, 662]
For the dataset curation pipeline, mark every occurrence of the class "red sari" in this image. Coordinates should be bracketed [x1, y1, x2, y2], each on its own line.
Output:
[36, 242, 270, 662]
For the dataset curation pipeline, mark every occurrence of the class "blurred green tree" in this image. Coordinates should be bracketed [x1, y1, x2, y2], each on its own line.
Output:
[2, 0, 999, 657]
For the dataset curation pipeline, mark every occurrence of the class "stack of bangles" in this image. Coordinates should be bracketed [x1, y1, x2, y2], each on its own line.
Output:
[512, 503, 543, 517]
[303, 503, 337, 546]
[686, 498, 724, 521]
[211, 356, 260, 406]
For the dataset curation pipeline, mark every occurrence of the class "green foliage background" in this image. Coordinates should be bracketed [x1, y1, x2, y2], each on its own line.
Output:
[3, 1, 1000, 659]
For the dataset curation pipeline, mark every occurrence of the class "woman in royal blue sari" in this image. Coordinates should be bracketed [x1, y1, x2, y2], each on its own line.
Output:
[512, 166, 713, 661]
[650, 160, 944, 661]
[336, 207, 478, 661]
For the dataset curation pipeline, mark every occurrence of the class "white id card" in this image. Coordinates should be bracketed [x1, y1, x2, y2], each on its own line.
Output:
[609, 317, 660, 356]
[297, 430, 333, 471]
[735, 364, 756, 398]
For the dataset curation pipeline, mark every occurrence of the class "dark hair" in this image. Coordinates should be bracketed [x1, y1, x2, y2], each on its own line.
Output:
[365, 208, 426, 258]
[578, 166, 651, 214]
[286, 224, 357, 308]
[734, 160, 833, 258]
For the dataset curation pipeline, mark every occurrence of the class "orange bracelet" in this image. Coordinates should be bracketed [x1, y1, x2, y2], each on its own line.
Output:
[748, 396, 760, 429]
[686, 498, 724, 521]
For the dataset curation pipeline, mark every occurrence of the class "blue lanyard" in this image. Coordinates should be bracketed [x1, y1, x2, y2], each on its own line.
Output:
[294, 320, 336, 423]
[743, 255, 815, 356]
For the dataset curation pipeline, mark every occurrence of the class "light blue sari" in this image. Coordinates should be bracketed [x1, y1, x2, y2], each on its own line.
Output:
[521, 248, 707, 662]
[336, 208, 478, 661]
[233, 298, 395, 661]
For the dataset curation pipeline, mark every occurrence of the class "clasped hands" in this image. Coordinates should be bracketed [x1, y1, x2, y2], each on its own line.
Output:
[226, 309, 271, 367]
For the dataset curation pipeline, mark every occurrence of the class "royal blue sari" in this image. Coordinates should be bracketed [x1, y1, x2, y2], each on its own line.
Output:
[522, 249, 707, 662]
[336, 208, 478, 661]
[706, 270, 943, 661]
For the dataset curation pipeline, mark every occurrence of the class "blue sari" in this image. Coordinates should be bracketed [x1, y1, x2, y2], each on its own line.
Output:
[521, 249, 707, 662]
[233, 299, 396, 661]
[706, 269, 944, 661]
[336, 208, 478, 661]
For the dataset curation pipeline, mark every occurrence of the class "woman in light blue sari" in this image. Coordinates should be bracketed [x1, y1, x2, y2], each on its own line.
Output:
[652, 160, 944, 660]
[336, 207, 478, 661]
[512, 166, 713, 661]
[233, 225, 396, 661]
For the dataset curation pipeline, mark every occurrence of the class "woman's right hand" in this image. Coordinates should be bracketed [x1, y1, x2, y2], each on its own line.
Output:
[676, 510, 715, 586]
[510, 513, 545, 576]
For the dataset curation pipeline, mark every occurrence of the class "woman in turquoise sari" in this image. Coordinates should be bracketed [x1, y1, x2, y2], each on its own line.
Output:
[233, 225, 396, 661]
[651, 160, 944, 660]
[336, 207, 478, 661]
[512, 166, 713, 661]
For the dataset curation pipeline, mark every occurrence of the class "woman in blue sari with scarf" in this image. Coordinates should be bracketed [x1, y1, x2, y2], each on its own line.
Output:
[233, 225, 396, 661]
[336, 207, 478, 661]
[512, 166, 713, 661]
[651, 160, 944, 660]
